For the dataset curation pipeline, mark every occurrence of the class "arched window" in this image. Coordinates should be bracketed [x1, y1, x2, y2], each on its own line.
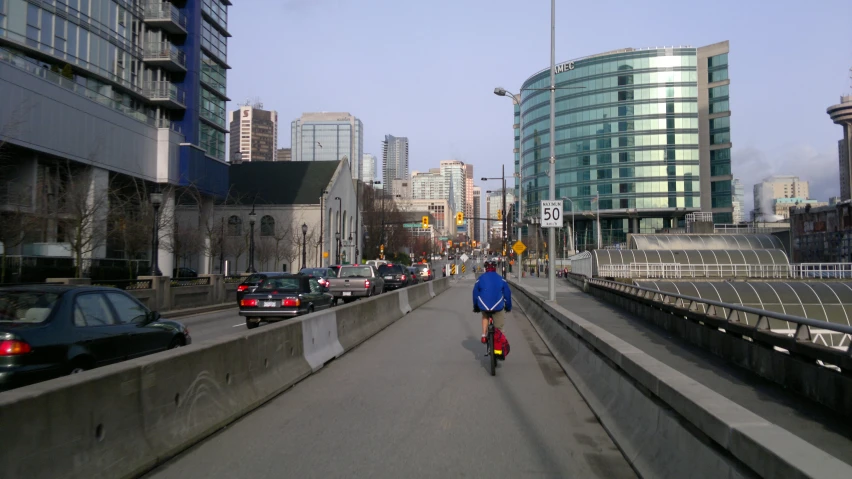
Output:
[228, 215, 242, 236]
[260, 215, 275, 236]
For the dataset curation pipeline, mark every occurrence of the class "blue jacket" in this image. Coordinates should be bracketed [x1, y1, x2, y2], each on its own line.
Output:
[473, 271, 512, 312]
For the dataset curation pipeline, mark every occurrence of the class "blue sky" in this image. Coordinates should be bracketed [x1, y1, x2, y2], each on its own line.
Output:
[225, 0, 851, 213]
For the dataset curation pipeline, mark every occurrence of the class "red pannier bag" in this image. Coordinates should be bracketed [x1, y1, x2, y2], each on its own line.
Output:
[493, 328, 510, 359]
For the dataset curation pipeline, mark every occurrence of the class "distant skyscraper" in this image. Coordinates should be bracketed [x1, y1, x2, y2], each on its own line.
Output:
[828, 95, 852, 200]
[473, 186, 482, 243]
[382, 135, 409, 195]
[230, 106, 278, 162]
[411, 169, 445, 200]
[440, 160, 466, 219]
[362, 154, 377, 182]
[731, 178, 745, 223]
[291, 112, 364, 179]
[276, 148, 292, 161]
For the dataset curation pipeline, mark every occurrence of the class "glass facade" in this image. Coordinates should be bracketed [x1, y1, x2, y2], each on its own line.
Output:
[291, 114, 364, 179]
[706, 52, 732, 224]
[518, 44, 731, 247]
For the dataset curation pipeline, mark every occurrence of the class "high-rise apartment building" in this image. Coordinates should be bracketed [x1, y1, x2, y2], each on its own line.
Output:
[382, 135, 409, 195]
[411, 169, 445, 200]
[753, 176, 810, 221]
[828, 95, 852, 200]
[0, 0, 232, 275]
[731, 178, 745, 223]
[517, 41, 733, 248]
[361, 154, 377, 182]
[473, 186, 482, 243]
[291, 112, 364, 179]
[464, 164, 474, 230]
[276, 148, 292, 161]
[229, 105, 278, 162]
[440, 160, 466, 216]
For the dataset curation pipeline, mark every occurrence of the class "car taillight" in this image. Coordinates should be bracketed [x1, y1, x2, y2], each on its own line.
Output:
[398, 275, 406, 280]
[365, 279, 371, 289]
[0, 340, 32, 356]
[240, 299, 257, 307]
[237, 285, 248, 292]
[283, 298, 300, 307]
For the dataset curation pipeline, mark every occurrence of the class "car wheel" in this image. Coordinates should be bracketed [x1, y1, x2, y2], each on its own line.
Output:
[246, 318, 259, 329]
[168, 337, 185, 349]
[68, 358, 92, 375]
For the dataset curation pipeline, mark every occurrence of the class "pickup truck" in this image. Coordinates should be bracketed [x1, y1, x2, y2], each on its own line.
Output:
[327, 264, 385, 303]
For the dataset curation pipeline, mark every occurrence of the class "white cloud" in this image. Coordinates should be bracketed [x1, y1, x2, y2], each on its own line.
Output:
[732, 143, 840, 216]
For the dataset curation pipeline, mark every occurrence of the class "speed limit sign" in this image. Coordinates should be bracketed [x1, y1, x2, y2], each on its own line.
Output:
[540, 200, 562, 228]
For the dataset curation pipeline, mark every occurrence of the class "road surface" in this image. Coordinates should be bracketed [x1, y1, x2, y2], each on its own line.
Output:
[144, 279, 636, 479]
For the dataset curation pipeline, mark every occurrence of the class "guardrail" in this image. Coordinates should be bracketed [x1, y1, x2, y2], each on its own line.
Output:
[597, 262, 852, 280]
[587, 277, 852, 364]
[170, 277, 211, 287]
[91, 279, 153, 290]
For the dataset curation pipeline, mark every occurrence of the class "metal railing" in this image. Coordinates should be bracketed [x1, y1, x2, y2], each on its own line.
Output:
[713, 224, 788, 234]
[143, 2, 188, 30]
[92, 279, 153, 290]
[171, 277, 211, 287]
[587, 277, 852, 363]
[143, 81, 186, 106]
[143, 42, 186, 68]
[224, 275, 248, 284]
[597, 263, 852, 280]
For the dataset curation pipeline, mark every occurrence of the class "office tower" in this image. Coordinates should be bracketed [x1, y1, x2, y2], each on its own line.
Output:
[382, 135, 409, 195]
[229, 104, 278, 162]
[291, 112, 364, 179]
[361, 153, 377, 182]
[473, 186, 482, 243]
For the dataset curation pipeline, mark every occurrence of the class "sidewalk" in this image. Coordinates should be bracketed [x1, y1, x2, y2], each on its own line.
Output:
[515, 276, 852, 465]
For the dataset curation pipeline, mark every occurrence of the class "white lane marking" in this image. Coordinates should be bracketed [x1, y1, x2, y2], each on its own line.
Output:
[232, 323, 244, 327]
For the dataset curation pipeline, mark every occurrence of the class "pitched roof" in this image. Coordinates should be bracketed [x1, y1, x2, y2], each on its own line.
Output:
[228, 161, 341, 205]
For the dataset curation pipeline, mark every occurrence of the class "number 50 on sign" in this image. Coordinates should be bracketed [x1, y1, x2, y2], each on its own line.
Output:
[540, 200, 562, 228]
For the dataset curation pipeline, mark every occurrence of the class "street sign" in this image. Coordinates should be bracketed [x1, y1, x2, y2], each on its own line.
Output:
[439, 236, 448, 240]
[541, 200, 563, 228]
[512, 240, 527, 255]
[460, 253, 469, 263]
[323, 251, 329, 258]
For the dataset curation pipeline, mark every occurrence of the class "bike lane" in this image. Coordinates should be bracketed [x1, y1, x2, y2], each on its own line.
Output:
[145, 280, 636, 479]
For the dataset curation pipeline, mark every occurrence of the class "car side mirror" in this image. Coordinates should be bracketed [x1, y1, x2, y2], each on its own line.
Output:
[147, 311, 162, 323]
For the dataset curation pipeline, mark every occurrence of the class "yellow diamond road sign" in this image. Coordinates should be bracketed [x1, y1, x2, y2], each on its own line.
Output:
[512, 240, 527, 255]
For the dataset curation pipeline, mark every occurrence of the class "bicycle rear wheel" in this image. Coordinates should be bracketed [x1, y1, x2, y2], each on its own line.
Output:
[488, 328, 496, 376]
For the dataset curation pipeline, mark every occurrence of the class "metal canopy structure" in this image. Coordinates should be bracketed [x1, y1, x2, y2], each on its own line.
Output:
[628, 234, 784, 251]
[593, 249, 790, 268]
[636, 281, 852, 346]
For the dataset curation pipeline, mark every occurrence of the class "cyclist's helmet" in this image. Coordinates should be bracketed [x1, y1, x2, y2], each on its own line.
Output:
[484, 261, 497, 272]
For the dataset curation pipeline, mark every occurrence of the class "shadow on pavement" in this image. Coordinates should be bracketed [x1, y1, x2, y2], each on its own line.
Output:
[461, 336, 503, 372]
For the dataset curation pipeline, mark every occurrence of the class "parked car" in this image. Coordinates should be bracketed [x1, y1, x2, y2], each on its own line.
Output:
[411, 263, 433, 281]
[299, 267, 337, 288]
[173, 267, 198, 278]
[0, 285, 190, 392]
[378, 263, 411, 290]
[327, 265, 384, 303]
[235, 272, 281, 304]
[239, 274, 334, 329]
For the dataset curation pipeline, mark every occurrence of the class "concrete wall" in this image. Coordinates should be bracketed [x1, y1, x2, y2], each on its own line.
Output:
[509, 279, 852, 478]
[0, 277, 450, 479]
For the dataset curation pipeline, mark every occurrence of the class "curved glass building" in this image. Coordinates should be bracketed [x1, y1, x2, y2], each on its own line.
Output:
[515, 42, 732, 249]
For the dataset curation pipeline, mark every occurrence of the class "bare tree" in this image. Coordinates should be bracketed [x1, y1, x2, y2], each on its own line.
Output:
[107, 178, 156, 278]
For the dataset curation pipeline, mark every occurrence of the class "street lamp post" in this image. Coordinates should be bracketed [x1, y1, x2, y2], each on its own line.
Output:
[149, 189, 163, 276]
[247, 204, 257, 273]
[493, 87, 524, 284]
[482, 170, 508, 279]
[334, 196, 342, 264]
[301, 223, 308, 270]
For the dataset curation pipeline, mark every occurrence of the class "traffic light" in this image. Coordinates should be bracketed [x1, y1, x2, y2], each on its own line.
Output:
[456, 212, 464, 225]
[422, 215, 429, 228]
[497, 209, 503, 221]
[447, 240, 453, 247]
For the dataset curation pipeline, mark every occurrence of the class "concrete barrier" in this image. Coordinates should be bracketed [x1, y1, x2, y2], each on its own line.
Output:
[301, 310, 344, 372]
[407, 282, 433, 309]
[510, 280, 852, 479]
[0, 281, 449, 479]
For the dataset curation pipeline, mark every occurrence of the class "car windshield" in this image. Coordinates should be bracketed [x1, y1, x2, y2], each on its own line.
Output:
[301, 268, 327, 277]
[0, 291, 60, 323]
[378, 265, 400, 274]
[245, 273, 267, 283]
[258, 277, 300, 291]
[414, 264, 429, 270]
[340, 267, 372, 278]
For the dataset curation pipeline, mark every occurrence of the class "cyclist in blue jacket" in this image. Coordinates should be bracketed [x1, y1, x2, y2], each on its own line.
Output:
[472, 260, 512, 344]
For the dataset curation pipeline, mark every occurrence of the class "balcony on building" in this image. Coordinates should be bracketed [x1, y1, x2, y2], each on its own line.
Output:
[143, 42, 187, 72]
[143, 2, 188, 35]
[143, 81, 186, 109]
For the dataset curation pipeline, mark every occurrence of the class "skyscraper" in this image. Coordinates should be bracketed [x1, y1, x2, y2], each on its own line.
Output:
[464, 164, 474, 231]
[291, 112, 364, 179]
[361, 154, 377, 182]
[473, 186, 482, 243]
[382, 135, 409, 196]
[229, 105, 278, 162]
[411, 169, 445, 200]
[828, 95, 852, 200]
[440, 160, 466, 219]
[731, 178, 745, 223]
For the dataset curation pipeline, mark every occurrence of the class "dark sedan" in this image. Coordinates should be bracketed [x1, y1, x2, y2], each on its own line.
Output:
[298, 267, 337, 289]
[239, 274, 334, 329]
[378, 264, 411, 290]
[0, 285, 190, 392]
